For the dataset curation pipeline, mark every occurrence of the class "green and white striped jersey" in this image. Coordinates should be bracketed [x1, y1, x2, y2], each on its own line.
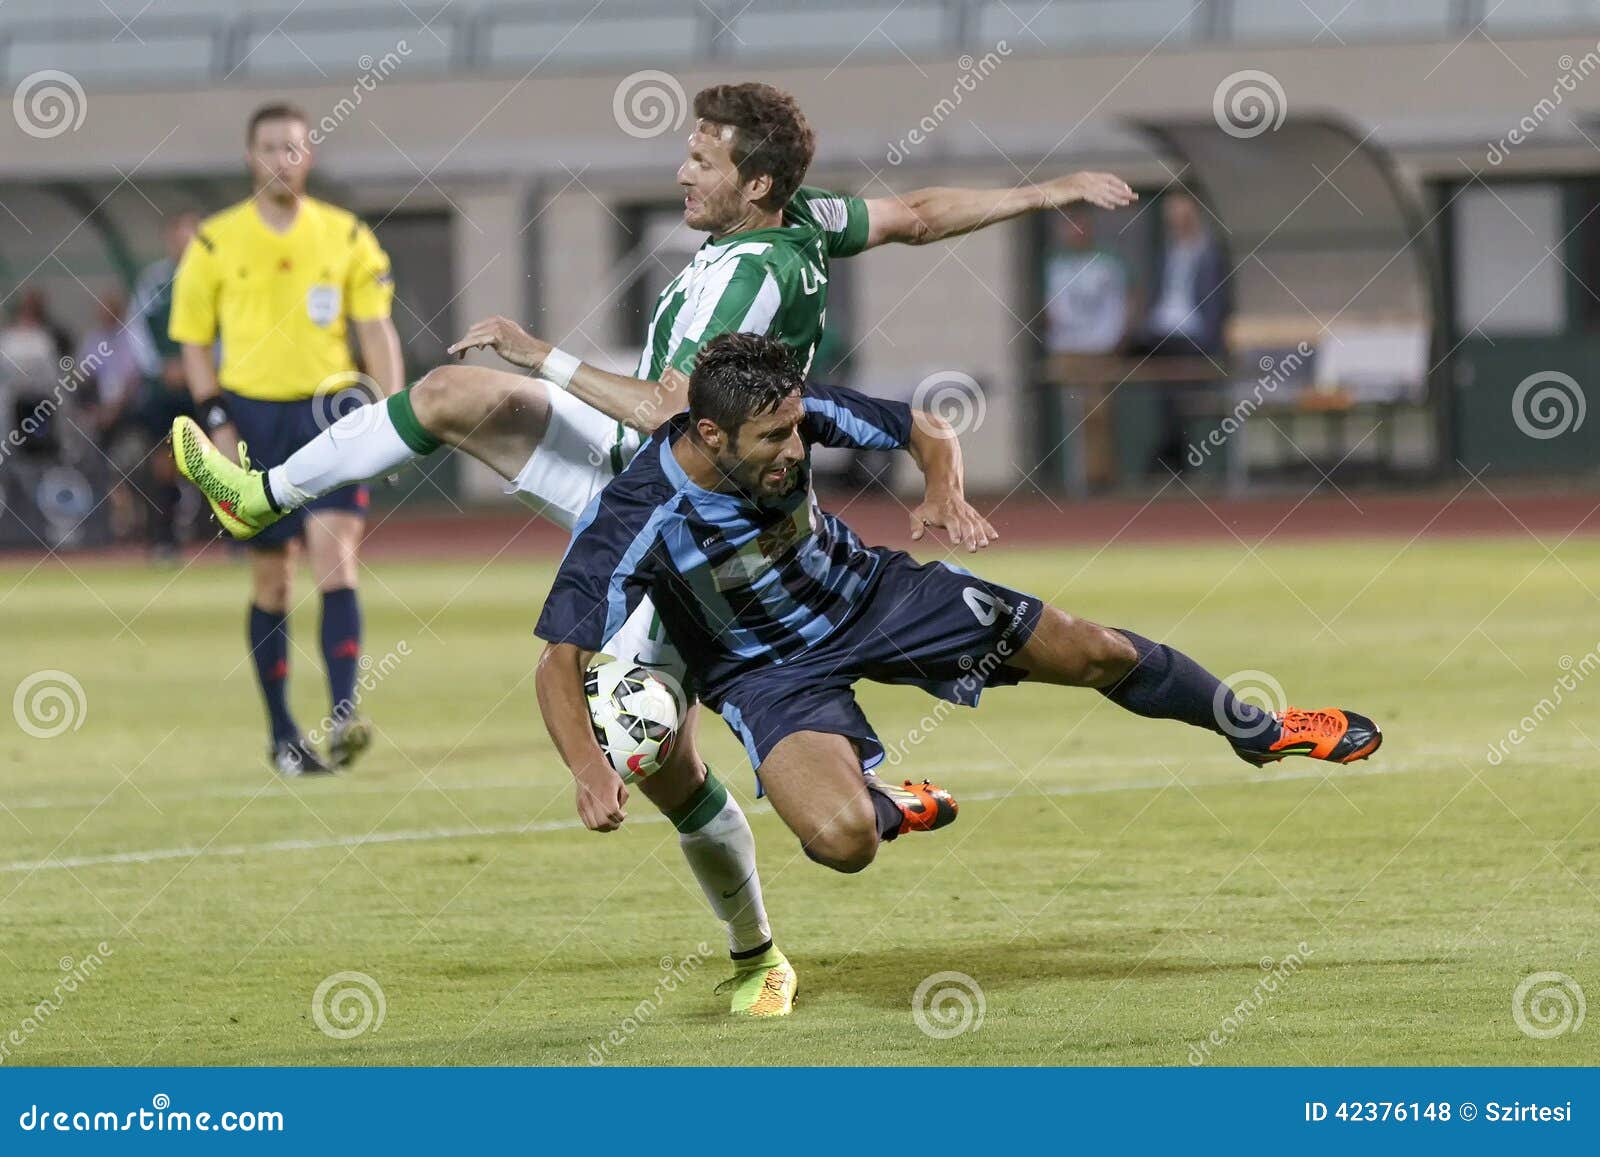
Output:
[637, 186, 870, 382]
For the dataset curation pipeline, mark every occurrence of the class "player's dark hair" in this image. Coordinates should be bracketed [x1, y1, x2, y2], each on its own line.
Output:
[688, 333, 803, 436]
[693, 83, 815, 211]
[246, 101, 309, 145]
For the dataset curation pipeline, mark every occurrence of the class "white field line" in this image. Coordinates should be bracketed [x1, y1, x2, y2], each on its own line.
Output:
[0, 752, 1233, 813]
[5, 732, 1577, 815]
[0, 751, 1483, 874]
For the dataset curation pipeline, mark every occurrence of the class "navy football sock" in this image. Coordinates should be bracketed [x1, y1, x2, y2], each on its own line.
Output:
[1099, 628, 1277, 744]
[248, 605, 298, 745]
[869, 784, 904, 843]
[320, 587, 362, 725]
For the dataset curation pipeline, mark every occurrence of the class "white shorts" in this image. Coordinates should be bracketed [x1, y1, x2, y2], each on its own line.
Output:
[505, 385, 645, 531]
[597, 595, 688, 691]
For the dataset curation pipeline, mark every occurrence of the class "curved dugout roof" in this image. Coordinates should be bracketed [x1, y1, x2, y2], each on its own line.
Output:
[1131, 117, 1439, 333]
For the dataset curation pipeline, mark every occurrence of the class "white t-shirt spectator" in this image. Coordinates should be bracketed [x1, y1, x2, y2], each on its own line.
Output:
[0, 322, 58, 402]
[1044, 249, 1129, 354]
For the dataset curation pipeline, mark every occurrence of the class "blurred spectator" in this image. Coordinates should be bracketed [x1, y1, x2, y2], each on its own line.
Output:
[19, 285, 75, 363]
[1132, 192, 1229, 356]
[1044, 205, 1131, 491]
[1044, 204, 1131, 356]
[1128, 192, 1232, 474]
[1, 289, 65, 454]
[78, 292, 159, 541]
[131, 211, 201, 557]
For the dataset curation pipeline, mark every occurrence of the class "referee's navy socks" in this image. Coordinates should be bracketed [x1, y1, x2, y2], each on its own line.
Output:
[320, 587, 362, 724]
[248, 605, 298, 745]
[1099, 628, 1276, 742]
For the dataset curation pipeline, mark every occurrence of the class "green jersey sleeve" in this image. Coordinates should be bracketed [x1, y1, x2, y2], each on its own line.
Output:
[785, 186, 871, 258]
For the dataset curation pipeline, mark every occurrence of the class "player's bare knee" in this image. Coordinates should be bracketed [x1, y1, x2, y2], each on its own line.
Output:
[407, 365, 475, 443]
[1086, 624, 1138, 685]
[801, 814, 878, 874]
[411, 364, 528, 444]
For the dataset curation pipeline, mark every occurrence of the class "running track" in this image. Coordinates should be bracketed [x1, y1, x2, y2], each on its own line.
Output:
[5, 488, 1598, 566]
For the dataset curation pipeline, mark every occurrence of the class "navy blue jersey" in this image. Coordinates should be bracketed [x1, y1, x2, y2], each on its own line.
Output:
[534, 383, 913, 694]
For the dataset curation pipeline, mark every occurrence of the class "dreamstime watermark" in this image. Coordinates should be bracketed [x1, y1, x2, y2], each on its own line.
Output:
[1486, 644, 1600, 766]
[1212, 669, 1286, 742]
[311, 370, 387, 438]
[1213, 69, 1287, 139]
[304, 641, 411, 750]
[13, 670, 87, 740]
[1513, 971, 1585, 1039]
[1486, 43, 1600, 165]
[911, 370, 986, 439]
[311, 971, 386, 1039]
[13, 69, 87, 139]
[885, 639, 1013, 768]
[885, 42, 1012, 165]
[3, 343, 112, 464]
[0, 943, 113, 1064]
[17, 1095, 284, 1133]
[884, 588, 1031, 768]
[1511, 370, 1585, 440]
[912, 971, 985, 1038]
[1187, 342, 1313, 468]
[287, 40, 412, 161]
[613, 70, 688, 139]
[586, 944, 712, 1063]
[1187, 942, 1313, 1064]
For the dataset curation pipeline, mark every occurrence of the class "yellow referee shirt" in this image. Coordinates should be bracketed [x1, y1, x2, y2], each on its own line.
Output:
[169, 197, 394, 401]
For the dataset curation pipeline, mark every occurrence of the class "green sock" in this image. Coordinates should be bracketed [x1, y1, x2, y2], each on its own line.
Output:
[666, 770, 728, 834]
[387, 387, 442, 455]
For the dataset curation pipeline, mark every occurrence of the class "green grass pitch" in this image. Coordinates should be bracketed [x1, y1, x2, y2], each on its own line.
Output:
[2, 532, 1597, 1065]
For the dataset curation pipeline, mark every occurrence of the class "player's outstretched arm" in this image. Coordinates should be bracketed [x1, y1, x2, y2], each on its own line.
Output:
[906, 410, 999, 553]
[448, 315, 687, 432]
[862, 172, 1135, 250]
[536, 642, 632, 832]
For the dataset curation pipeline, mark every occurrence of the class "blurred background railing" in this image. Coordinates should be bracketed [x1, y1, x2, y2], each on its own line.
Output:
[2, 0, 1599, 85]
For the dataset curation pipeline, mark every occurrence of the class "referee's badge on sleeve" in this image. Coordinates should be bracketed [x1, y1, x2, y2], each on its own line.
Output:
[307, 284, 341, 327]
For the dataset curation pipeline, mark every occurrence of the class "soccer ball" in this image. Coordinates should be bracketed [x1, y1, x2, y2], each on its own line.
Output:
[585, 660, 686, 782]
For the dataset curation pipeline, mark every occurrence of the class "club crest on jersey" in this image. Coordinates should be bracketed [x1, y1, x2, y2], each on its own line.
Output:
[306, 284, 341, 327]
[710, 491, 816, 592]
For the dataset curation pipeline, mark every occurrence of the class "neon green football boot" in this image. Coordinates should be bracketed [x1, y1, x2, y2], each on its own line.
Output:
[171, 415, 283, 540]
[715, 945, 797, 1018]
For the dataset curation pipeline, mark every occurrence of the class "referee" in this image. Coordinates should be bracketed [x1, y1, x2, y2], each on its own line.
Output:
[170, 102, 403, 775]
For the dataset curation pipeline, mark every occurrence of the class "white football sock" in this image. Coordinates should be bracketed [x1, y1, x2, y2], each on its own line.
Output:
[265, 402, 421, 511]
[678, 789, 772, 956]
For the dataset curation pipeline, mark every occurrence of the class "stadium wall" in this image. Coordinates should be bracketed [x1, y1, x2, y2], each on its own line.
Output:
[5, 31, 1600, 495]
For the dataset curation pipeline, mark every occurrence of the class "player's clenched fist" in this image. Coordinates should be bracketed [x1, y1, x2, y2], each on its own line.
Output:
[575, 764, 629, 832]
[448, 315, 551, 370]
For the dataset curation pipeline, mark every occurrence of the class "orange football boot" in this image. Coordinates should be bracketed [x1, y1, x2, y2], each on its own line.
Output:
[870, 777, 958, 833]
[1232, 707, 1383, 767]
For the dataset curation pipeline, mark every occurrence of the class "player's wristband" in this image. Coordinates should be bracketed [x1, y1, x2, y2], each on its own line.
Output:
[198, 398, 231, 433]
[541, 347, 581, 390]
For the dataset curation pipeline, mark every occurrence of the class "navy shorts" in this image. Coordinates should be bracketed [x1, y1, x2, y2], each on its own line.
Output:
[710, 548, 1043, 780]
[223, 390, 369, 548]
